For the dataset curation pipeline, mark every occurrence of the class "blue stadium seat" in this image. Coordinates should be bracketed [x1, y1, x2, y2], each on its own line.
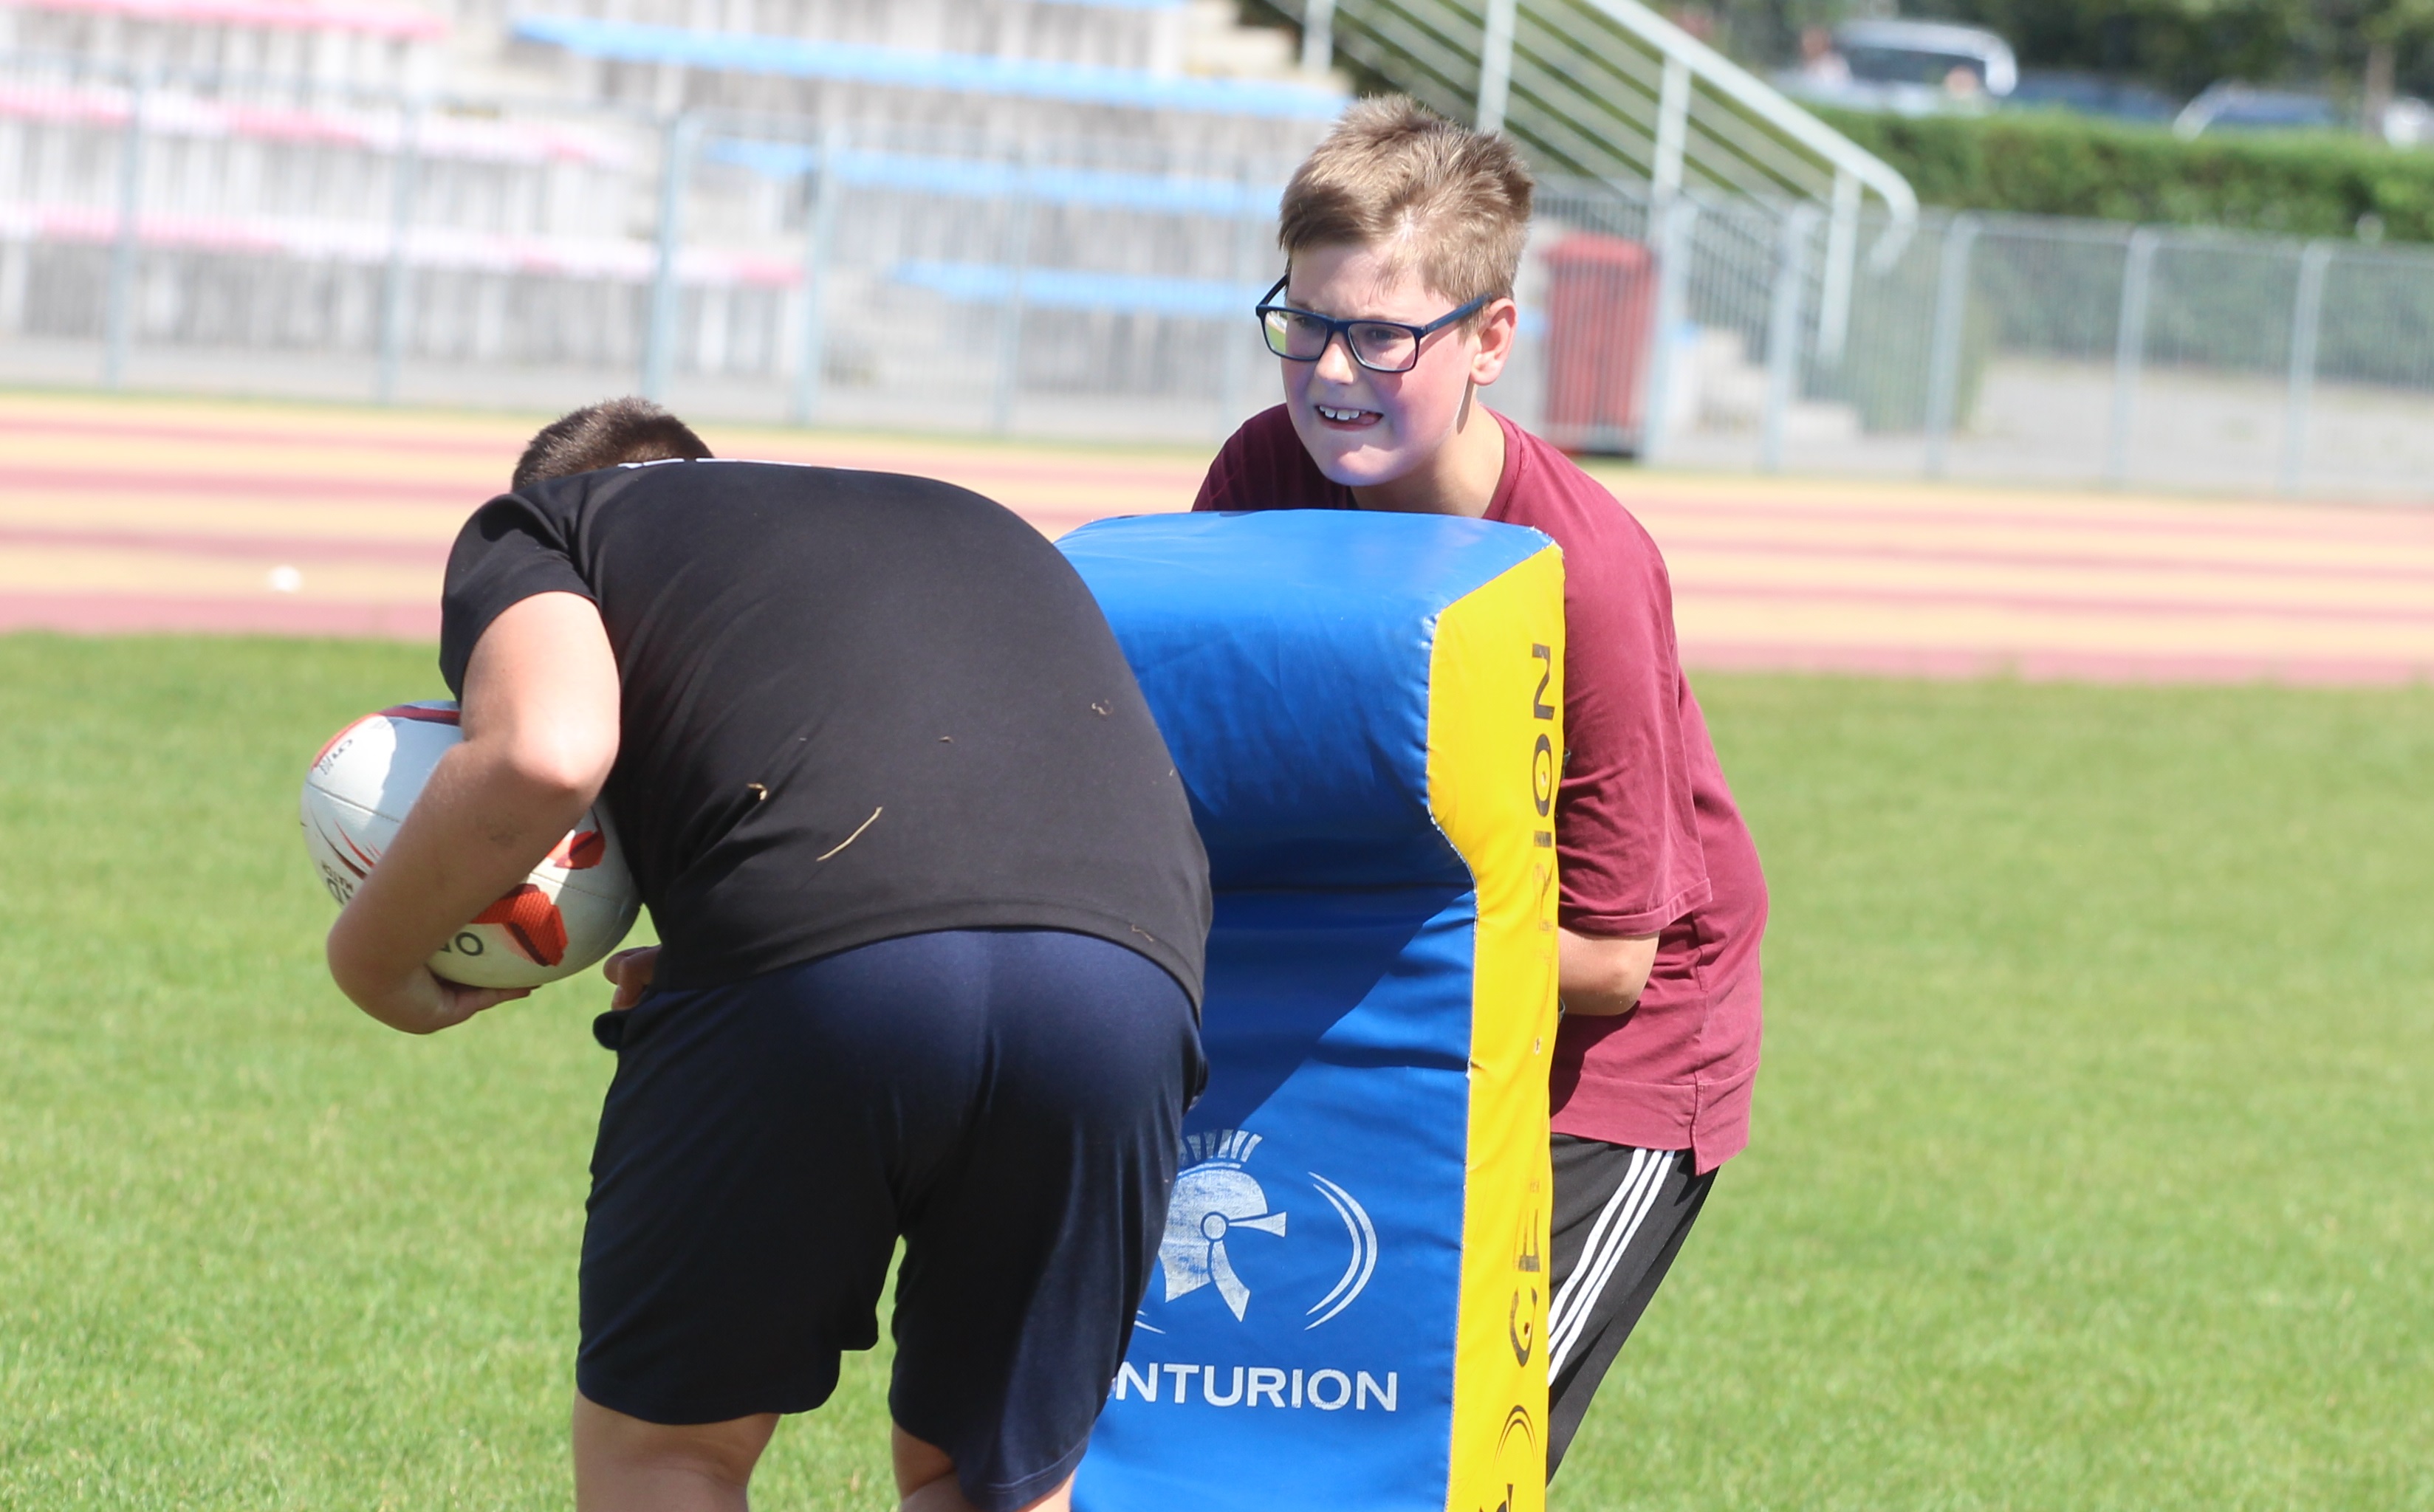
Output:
[888, 261, 1268, 320]
[509, 16, 1346, 120]
[702, 140, 1284, 219]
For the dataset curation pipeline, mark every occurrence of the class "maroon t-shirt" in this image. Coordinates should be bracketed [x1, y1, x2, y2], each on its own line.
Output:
[1193, 405, 1766, 1172]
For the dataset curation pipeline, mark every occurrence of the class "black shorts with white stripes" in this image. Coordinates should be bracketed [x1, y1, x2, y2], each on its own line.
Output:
[1544, 1137, 1716, 1478]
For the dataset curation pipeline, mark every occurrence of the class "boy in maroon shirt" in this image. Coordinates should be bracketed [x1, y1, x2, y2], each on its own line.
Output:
[1191, 97, 1769, 1476]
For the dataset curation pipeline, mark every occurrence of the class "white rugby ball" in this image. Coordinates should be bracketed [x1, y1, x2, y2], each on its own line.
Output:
[301, 701, 641, 989]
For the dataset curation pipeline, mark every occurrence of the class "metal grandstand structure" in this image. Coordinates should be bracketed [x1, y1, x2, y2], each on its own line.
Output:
[0, 0, 1340, 433]
[1295, 0, 1911, 213]
[0, 0, 2427, 498]
[1286, 0, 1916, 421]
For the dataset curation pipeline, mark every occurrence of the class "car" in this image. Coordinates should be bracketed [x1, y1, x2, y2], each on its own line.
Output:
[2004, 69, 2181, 123]
[2382, 96, 2434, 147]
[2173, 83, 2345, 137]
[1780, 18, 2018, 116]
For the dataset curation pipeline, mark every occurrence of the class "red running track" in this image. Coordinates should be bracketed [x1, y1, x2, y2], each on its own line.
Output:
[4, 393, 2429, 684]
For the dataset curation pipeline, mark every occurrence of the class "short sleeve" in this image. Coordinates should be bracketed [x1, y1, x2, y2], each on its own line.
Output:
[1192, 429, 1245, 512]
[1193, 406, 1353, 513]
[1546, 509, 1712, 938]
[437, 490, 595, 696]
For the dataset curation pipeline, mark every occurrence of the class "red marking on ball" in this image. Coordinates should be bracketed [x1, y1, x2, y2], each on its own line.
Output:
[473, 884, 569, 966]
[311, 817, 371, 879]
[548, 829, 606, 870]
[311, 714, 372, 769]
[311, 703, 456, 769]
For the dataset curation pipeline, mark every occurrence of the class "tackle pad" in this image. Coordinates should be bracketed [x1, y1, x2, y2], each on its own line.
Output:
[1060, 511, 1564, 1512]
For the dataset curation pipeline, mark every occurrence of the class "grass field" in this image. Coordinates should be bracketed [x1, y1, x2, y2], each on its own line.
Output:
[3, 634, 2430, 1510]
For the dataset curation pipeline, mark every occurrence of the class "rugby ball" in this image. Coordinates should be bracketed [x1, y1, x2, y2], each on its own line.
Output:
[301, 701, 641, 989]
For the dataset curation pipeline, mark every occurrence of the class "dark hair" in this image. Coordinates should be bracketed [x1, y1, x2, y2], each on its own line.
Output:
[512, 397, 713, 489]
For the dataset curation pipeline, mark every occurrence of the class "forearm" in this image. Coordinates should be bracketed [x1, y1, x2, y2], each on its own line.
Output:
[1557, 927, 1658, 1017]
[325, 591, 620, 1034]
[326, 743, 592, 1028]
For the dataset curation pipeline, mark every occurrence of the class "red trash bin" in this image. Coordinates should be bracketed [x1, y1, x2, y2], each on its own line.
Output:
[1541, 232, 1658, 455]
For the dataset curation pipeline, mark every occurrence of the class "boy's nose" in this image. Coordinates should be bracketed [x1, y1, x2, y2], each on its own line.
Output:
[1313, 330, 1362, 384]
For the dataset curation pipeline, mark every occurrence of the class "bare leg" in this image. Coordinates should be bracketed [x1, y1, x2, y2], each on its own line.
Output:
[892, 1425, 1074, 1512]
[573, 1390, 778, 1512]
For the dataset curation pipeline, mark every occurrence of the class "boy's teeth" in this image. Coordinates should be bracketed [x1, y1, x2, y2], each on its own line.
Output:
[1318, 405, 1366, 422]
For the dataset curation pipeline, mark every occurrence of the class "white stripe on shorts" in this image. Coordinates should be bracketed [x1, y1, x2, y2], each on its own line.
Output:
[1546, 1147, 1673, 1378]
[1546, 1147, 1652, 1346]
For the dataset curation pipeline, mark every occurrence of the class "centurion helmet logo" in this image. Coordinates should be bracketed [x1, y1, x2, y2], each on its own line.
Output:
[1157, 1130, 1378, 1328]
[1162, 1130, 1288, 1320]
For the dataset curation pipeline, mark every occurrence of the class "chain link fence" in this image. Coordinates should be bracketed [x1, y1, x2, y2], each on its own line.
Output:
[1533, 181, 2434, 501]
[4, 49, 2431, 499]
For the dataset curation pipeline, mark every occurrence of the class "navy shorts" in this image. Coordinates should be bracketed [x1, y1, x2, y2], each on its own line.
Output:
[578, 928, 1204, 1512]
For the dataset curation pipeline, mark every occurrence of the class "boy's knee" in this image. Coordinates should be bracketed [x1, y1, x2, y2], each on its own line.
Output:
[572, 1391, 774, 1495]
[891, 1423, 957, 1499]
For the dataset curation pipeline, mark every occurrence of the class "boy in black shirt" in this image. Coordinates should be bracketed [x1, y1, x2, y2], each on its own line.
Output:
[326, 400, 1210, 1512]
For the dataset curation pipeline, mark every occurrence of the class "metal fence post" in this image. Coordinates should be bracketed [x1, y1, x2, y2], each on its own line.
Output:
[1476, 0, 1518, 133]
[2277, 240, 2334, 498]
[1815, 168, 1859, 365]
[790, 124, 844, 427]
[1637, 196, 1698, 465]
[1300, 0, 1337, 72]
[1759, 203, 1818, 473]
[2105, 227, 2159, 488]
[374, 100, 422, 405]
[1651, 58, 1690, 199]
[1922, 214, 1979, 478]
[641, 111, 700, 402]
[990, 156, 1035, 436]
[1217, 169, 1265, 439]
[102, 72, 148, 390]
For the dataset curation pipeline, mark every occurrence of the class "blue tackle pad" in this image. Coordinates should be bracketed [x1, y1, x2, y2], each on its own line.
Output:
[1060, 510, 1566, 1512]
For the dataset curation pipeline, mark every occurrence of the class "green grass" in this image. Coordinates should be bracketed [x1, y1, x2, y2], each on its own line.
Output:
[0, 636, 888, 1511]
[1566, 676, 2434, 1511]
[3, 637, 2429, 1508]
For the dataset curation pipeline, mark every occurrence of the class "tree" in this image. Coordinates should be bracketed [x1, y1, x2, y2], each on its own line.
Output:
[2358, 0, 2434, 130]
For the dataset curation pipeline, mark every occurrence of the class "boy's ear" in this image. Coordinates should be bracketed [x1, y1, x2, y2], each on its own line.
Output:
[1470, 297, 1521, 387]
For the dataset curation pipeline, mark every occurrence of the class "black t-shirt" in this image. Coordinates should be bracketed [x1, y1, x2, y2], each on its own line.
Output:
[439, 459, 1208, 1001]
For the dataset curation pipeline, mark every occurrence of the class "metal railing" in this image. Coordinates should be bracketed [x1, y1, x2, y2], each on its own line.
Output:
[1283, 0, 1916, 374]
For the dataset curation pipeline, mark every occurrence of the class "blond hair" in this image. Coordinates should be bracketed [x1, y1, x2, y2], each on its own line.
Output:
[1276, 95, 1535, 307]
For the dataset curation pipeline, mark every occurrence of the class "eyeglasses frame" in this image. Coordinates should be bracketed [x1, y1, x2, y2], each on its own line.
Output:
[1254, 275, 1495, 375]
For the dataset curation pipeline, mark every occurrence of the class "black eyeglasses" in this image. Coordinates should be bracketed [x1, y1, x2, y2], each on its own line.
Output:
[1255, 275, 1491, 374]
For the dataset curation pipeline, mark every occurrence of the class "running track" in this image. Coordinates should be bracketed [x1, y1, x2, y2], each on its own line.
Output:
[4, 392, 2430, 685]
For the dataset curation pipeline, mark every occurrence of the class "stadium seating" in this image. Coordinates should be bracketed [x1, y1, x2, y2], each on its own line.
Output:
[507, 10, 1337, 159]
[0, 75, 623, 169]
[0, 0, 442, 90]
[511, 14, 1337, 120]
[492, 0, 1193, 74]
[707, 139, 1278, 214]
[890, 259, 1260, 319]
[0, 0, 1337, 402]
[0, 70, 637, 329]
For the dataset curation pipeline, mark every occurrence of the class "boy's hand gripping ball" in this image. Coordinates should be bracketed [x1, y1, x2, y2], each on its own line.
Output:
[301, 701, 642, 989]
